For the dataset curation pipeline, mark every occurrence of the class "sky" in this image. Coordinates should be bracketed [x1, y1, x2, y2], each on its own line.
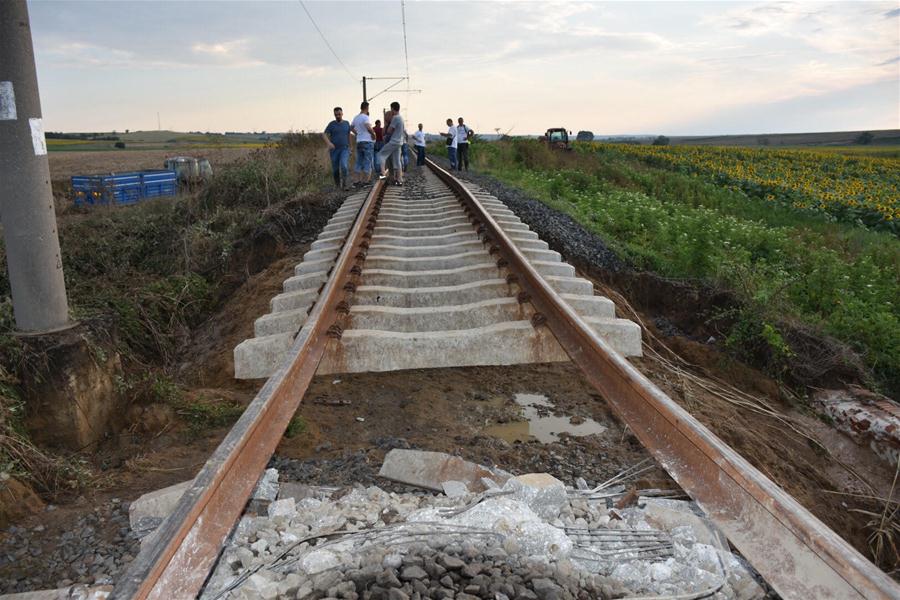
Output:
[26, 0, 900, 136]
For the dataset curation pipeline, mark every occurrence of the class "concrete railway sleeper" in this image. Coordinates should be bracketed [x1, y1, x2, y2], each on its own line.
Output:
[110, 162, 898, 599]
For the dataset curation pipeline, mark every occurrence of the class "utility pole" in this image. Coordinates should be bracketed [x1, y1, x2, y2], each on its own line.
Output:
[0, 0, 71, 333]
[362, 76, 367, 103]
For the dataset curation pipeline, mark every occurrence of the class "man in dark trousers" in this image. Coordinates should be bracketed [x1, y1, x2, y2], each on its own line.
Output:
[412, 123, 426, 166]
[322, 106, 351, 189]
[456, 117, 473, 171]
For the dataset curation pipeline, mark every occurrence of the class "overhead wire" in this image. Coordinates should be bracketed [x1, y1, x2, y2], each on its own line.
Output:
[400, 0, 411, 119]
[298, 0, 358, 83]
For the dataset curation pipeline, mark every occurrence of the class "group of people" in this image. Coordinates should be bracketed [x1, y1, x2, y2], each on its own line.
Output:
[441, 117, 473, 172]
[323, 101, 472, 189]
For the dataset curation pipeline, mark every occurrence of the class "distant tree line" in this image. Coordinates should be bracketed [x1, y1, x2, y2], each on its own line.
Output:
[46, 132, 120, 141]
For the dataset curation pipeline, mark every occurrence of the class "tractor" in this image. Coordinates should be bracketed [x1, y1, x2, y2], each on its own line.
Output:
[541, 128, 571, 150]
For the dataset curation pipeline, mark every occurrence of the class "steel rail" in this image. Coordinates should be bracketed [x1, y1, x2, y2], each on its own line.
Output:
[426, 158, 899, 600]
[109, 179, 385, 600]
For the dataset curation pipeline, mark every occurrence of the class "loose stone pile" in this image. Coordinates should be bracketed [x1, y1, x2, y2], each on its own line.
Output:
[193, 468, 765, 600]
[0, 498, 140, 594]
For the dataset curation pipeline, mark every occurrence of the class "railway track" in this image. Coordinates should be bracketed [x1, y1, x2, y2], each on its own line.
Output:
[111, 160, 899, 600]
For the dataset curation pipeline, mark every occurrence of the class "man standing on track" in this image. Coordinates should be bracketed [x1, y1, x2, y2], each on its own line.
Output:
[456, 117, 473, 171]
[377, 101, 405, 185]
[350, 101, 376, 187]
[322, 106, 351, 189]
[442, 118, 457, 170]
[373, 118, 384, 173]
[413, 123, 426, 166]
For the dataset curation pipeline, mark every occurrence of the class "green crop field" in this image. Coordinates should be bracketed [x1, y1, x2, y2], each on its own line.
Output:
[468, 140, 900, 396]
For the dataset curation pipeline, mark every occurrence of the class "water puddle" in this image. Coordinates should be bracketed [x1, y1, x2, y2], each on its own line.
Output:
[484, 393, 606, 444]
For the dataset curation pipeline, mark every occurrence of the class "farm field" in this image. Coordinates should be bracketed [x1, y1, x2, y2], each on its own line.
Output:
[45, 130, 271, 152]
[48, 147, 255, 183]
[593, 143, 899, 231]
[668, 128, 900, 147]
[470, 140, 900, 397]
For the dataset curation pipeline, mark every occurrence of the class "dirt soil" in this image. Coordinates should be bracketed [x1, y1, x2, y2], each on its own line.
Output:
[1, 165, 898, 591]
[48, 147, 254, 183]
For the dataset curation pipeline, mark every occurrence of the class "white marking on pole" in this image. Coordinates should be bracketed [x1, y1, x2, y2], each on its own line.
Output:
[0, 82, 16, 120]
[29, 118, 47, 155]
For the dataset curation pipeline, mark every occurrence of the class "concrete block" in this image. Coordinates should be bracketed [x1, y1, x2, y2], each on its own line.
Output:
[254, 307, 308, 337]
[378, 449, 510, 492]
[371, 231, 479, 247]
[311, 235, 345, 250]
[361, 263, 503, 288]
[0, 586, 113, 600]
[347, 298, 530, 332]
[353, 279, 513, 308]
[584, 317, 643, 357]
[294, 257, 335, 276]
[129, 479, 192, 533]
[270, 289, 318, 312]
[442, 480, 470, 498]
[234, 332, 294, 379]
[504, 473, 567, 520]
[374, 223, 471, 238]
[560, 293, 616, 318]
[364, 250, 496, 272]
[283, 271, 328, 293]
[317, 321, 569, 374]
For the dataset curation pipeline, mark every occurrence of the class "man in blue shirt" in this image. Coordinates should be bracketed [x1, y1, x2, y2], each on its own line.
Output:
[322, 107, 351, 189]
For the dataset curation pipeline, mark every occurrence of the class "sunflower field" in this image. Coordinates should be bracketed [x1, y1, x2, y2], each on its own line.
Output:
[590, 144, 899, 232]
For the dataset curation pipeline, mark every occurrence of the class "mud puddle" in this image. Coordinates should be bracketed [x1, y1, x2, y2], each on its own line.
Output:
[485, 393, 607, 443]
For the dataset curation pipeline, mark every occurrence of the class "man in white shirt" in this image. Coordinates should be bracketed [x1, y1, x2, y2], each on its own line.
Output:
[412, 123, 426, 166]
[441, 118, 458, 170]
[456, 117, 473, 171]
[350, 101, 376, 186]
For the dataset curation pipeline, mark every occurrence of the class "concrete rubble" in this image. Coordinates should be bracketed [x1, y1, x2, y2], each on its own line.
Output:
[0, 585, 112, 600]
[117, 450, 768, 599]
[812, 387, 900, 466]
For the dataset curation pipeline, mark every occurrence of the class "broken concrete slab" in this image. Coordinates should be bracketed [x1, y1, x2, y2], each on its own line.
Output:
[441, 480, 470, 498]
[378, 449, 510, 492]
[504, 473, 568, 520]
[128, 479, 192, 535]
[0, 586, 113, 600]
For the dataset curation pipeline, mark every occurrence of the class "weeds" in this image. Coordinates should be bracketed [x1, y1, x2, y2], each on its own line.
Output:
[0, 135, 328, 493]
[849, 455, 900, 571]
[175, 394, 245, 432]
[472, 140, 899, 395]
[284, 415, 307, 439]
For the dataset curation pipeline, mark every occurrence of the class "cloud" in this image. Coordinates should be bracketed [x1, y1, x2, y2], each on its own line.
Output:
[190, 39, 264, 67]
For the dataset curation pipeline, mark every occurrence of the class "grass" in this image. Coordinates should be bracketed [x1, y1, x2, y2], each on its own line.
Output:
[468, 140, 899, 396]
[0, 134, 328, 494]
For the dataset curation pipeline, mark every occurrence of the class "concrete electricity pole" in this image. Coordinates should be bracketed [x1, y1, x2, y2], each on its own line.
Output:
[0, 0, 71, 332]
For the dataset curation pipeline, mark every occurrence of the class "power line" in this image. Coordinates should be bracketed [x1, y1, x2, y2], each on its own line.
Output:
[298, 0, 357, 83]
[400, 0, 411, 118]
[400, 0, 410, 86]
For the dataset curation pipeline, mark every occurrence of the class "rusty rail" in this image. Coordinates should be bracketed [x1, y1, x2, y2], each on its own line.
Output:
[426, 158, 898, 600]
[109, 180, 385, 600]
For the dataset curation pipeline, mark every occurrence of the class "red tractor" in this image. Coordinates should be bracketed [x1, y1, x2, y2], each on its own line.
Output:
[541, 128, 571, 150]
